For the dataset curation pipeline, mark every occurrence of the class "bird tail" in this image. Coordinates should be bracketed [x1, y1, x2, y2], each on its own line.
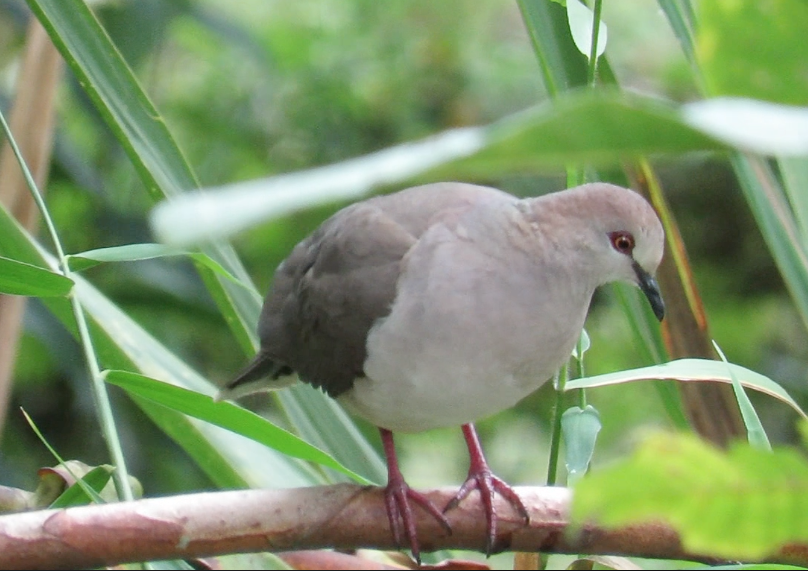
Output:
[215, 351, 297, 402]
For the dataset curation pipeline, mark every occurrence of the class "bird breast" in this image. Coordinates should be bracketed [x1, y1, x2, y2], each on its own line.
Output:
[338, 211, 593, 433]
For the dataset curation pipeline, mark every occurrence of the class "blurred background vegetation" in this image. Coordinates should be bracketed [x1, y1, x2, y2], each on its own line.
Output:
[0, 0, 804, 530]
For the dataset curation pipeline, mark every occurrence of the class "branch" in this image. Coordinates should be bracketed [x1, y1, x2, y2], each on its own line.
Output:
[0, 484, 804, 569]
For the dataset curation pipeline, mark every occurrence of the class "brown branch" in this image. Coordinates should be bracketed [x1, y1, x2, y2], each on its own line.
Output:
[0, 484, 804, 570]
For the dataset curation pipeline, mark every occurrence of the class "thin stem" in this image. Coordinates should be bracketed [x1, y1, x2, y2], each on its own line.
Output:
[576, 336, 587, 409]
[566, 165, 583, 188]
[0, 109, 134, 501]
[587, 0, 604, 86]
[546, 364, 569, 486]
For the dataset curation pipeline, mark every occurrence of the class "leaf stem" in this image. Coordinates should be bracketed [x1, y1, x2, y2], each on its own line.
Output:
[547, 364, 569, 486]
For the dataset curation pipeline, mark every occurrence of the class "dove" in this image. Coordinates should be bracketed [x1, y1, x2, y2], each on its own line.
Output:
[220, 181, 665, 561]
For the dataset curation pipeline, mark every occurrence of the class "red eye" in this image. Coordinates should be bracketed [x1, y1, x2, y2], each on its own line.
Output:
[609, 231, 635, 255]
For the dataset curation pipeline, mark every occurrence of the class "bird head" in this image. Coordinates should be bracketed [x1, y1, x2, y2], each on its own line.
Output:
[532, 183, 666, 321]
[588, 183, 666, 321]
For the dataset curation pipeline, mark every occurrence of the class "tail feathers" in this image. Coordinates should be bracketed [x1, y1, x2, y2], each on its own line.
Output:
[215, 352, 297, 402]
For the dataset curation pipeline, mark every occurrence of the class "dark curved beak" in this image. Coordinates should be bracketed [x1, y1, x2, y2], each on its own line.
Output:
[633, 262, 665, 321]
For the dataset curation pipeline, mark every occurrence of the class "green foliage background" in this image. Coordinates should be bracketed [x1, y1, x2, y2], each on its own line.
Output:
[1, 0, 807, 566]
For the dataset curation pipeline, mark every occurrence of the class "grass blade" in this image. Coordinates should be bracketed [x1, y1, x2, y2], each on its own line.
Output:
[0, 255, 72, 296]
[27, 0, 383, 480]
[712, 341, 770, 451]
[566, 358, 806, 419]
[105, 370, 371, 484]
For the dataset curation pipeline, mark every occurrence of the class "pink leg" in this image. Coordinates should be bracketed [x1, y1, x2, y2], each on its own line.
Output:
[380, 428, 451, 564]
[444, 423, 530, 555]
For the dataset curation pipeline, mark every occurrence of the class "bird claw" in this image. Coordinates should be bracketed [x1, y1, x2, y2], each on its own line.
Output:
[385, 480, 452, 565]
[444, 468, 529, 556]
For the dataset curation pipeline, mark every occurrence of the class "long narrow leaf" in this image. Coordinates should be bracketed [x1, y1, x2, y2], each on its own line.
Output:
[151, 90, 729, 246]
[712, 342, 771, 451]
[68, 244, 258, 298]
[105, 370, 370, 484]
[0, 255, 72, 296]
[50, 466, 113, 508]
[732, 156, 808, 332]
[566, 358, 806, 419]
[0, 198, 318, 489]
[27, 0, 382, 481]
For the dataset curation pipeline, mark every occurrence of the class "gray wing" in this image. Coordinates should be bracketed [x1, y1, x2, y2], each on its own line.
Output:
[225, 182, 514, 398]
[258, 201, 416, 396]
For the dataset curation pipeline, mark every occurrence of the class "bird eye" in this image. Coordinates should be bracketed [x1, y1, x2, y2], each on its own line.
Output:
[609, 231, 635, 255]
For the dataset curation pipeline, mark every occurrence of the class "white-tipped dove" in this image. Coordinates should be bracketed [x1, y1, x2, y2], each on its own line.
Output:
[220, 181, 665, 561]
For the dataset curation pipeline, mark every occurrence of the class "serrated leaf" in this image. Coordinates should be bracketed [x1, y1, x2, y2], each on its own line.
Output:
[572, 431, 808, 560]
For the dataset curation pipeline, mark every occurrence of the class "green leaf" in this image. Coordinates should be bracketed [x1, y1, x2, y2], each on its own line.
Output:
[0, 255, 73, 296]
[571, 328, 590, 360]
[732, 155, 808, 334]
[657, 0, 697, 67]
[50, 466, 113, 508]
[712, 341, 770, 451]
[68, 243, 190, 270]
[276, 385, 386, 485]
[683, 98, 808, 156]
[566, 0, 607, 59]
[0, 197, 319, 490]
[28, 0, 383, 484]
[22, 410, 107, 505]
[25, 0, 260, 348]
[150, 91, 729, 247]
[561, 405, 601, 485]
[25, 0, 196, 199]
[565, 358, 806, 419]
[70, 276, 320, 489]
[68, 244, 257, 296]
[571, 431, 808, 560]
[454, 90, 727, 174]
[104, 370, 371, 484]
[517, 0, 590, 96]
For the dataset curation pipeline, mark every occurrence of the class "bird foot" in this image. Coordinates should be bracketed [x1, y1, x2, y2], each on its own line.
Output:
[384, 478, 452, 565]
[444, 467, 530, 556]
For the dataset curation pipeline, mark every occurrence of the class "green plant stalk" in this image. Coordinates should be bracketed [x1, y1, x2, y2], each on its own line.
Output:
[571, 0, 604, 408]
[0, 109, 134, 502]
[576, 336, 587, 409]
[587, 0, 604, 86]
[547, 364, 569, 486]
[26, 0, 381, 483]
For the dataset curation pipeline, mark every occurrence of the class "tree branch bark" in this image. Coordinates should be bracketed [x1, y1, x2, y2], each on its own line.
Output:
[0, 484, 803, 570]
